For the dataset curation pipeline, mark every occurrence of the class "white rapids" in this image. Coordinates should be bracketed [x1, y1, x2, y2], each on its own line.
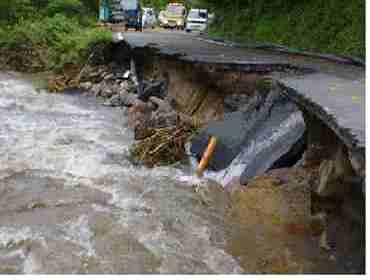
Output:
[0, 72, 242, 274]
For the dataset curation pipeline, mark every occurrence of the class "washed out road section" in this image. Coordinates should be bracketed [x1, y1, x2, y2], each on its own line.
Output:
[121, 30, 365, 150]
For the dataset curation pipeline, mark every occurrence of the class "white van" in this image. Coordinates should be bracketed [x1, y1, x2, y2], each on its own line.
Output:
[185, 9, 208, 32]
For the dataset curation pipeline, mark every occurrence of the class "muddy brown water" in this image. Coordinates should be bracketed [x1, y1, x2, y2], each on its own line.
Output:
[0, 72, 363, 274]
[0, 72, 241, 273]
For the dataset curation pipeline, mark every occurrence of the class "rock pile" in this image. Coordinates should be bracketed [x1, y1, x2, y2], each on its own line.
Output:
[77, 62, 136, 100]
[77, 62, 198, 167]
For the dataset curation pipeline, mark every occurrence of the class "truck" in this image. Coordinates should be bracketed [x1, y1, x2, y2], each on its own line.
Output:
[99, 0, 110, 22]
[121, 0, 142, 31]
[159, 3, 186, 30]
[99, 0, 142, 31]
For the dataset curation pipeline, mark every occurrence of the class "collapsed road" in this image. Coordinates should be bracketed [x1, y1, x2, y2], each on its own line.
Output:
[122, 31, 365, 152]
[0, 30, 365, 274]
[120, 31, 365, 185]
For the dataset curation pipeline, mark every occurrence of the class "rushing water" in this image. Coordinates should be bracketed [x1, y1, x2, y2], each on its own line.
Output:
[0, 72, 242, 274]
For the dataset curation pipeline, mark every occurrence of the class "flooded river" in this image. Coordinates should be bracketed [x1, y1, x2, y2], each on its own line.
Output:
[0, 72, 242, 273]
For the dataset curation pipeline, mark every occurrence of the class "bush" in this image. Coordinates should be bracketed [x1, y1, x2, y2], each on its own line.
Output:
[0, 14, 112, 71]
[0, 0, 36, 25]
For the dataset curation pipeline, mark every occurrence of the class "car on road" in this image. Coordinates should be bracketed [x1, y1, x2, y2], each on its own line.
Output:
[142, 7, 157, 29]
[185, 9, 208, 32]
[159, 3, 186, 30]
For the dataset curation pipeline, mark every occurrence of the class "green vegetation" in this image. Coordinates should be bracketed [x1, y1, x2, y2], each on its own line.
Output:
[199, 0, 365, 58]
[0, 0, 112, 72]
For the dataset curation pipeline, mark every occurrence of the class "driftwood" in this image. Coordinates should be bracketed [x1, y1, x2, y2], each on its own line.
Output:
[129, 120, 197, 167]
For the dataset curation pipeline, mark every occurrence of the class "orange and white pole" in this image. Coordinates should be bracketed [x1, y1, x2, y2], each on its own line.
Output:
[196, 136, 217, 178]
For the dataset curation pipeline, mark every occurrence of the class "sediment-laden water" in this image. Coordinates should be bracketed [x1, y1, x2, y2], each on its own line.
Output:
[0, 72, 242, 274]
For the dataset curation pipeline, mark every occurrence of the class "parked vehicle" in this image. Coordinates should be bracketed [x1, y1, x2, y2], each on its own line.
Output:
[99, 0, 142, 31]
[121, 0, 142, 31]
[110, 0, 127, 23]
[99, 0, 110, 22]
[142, 7, 157, 29]
[185, 9, 208, 32]
[159, 3, 186, 29]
